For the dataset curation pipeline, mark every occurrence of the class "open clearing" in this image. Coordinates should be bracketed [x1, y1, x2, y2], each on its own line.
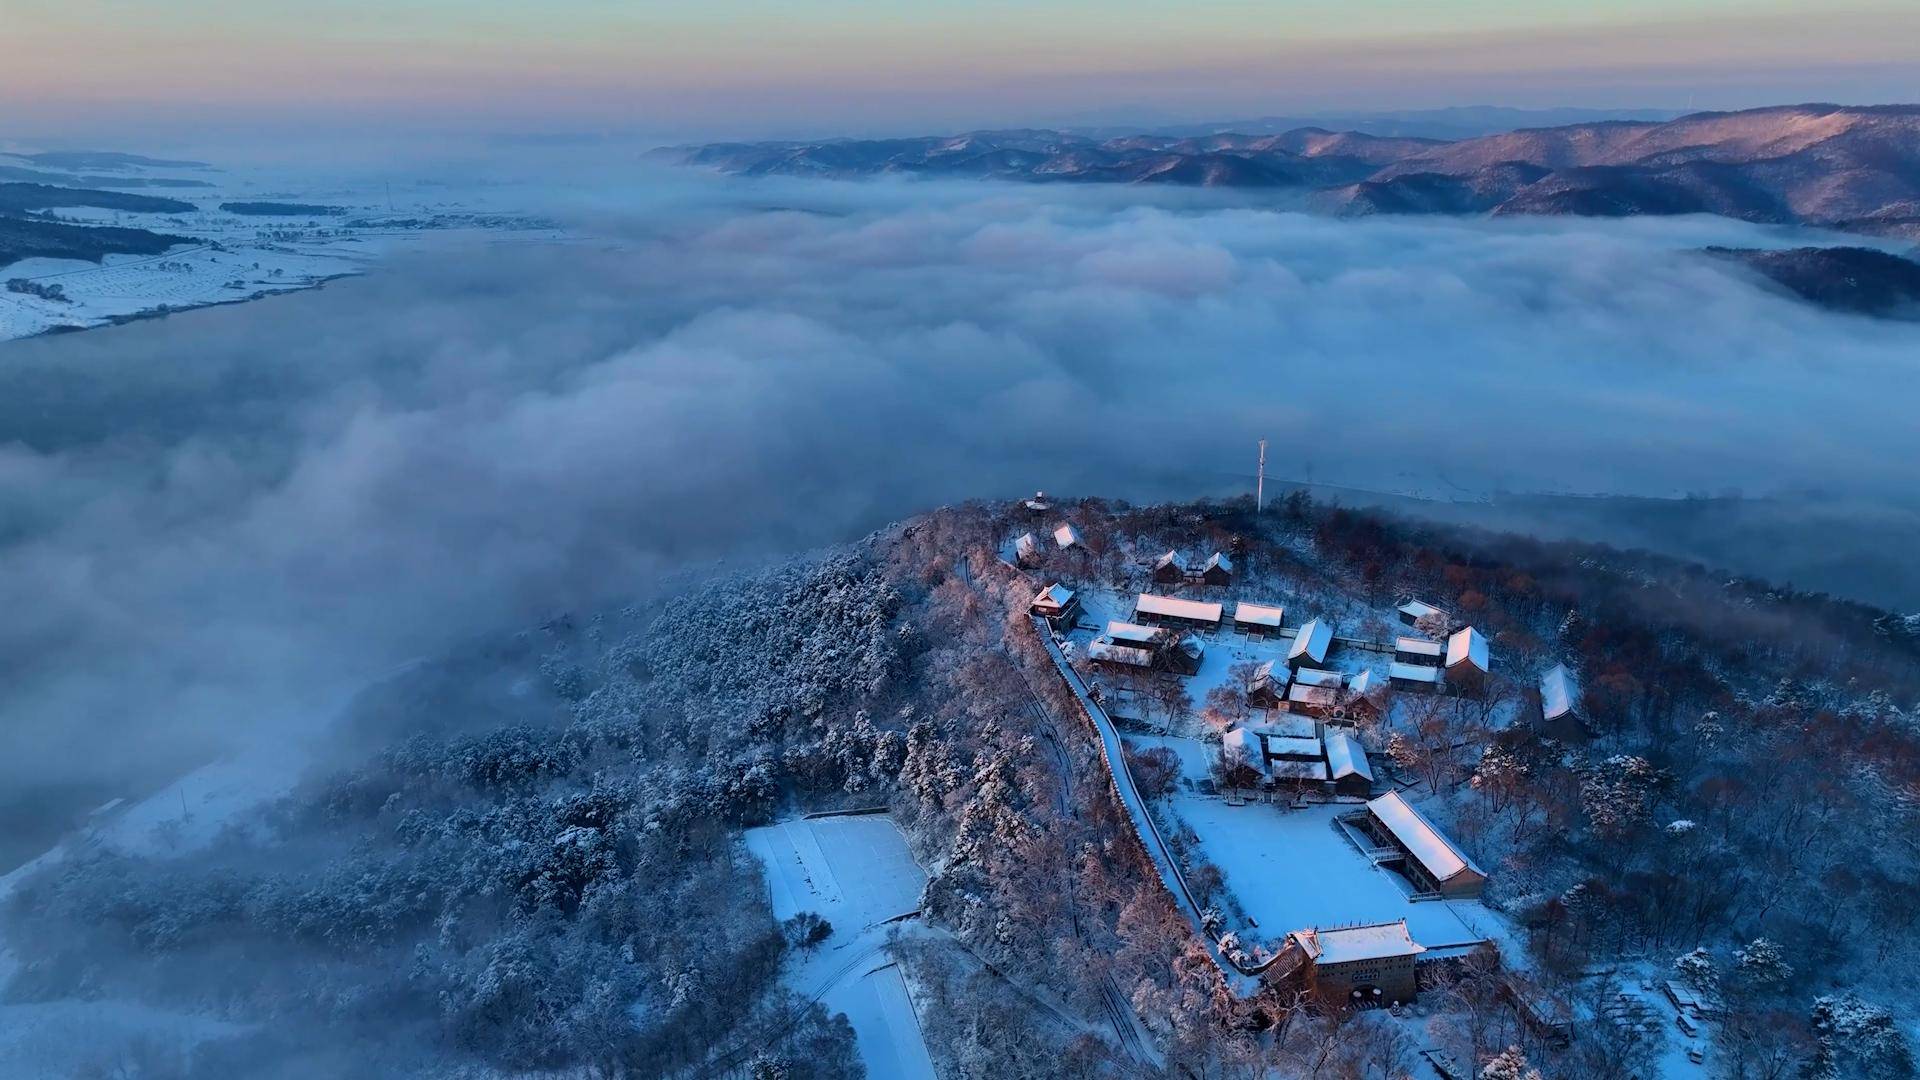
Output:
[1164, 793, 1504, 956]
[744, 813, 937, 1080]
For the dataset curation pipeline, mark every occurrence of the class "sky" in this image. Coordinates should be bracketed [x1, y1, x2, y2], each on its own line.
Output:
[4, 0, 1918, 146]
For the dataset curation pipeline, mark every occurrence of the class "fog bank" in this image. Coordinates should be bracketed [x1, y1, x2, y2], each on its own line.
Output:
[3, 175, 1919, 834]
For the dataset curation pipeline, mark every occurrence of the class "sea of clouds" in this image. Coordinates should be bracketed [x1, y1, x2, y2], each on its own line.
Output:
[3, 172, 1918, 837]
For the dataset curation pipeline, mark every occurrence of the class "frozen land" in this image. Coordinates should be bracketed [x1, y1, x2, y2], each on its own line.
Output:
[0, 154, 561, 340]
[744, 813, 939, 1080]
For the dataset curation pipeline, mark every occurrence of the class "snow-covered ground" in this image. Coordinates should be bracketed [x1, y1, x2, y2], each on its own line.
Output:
[743, 813, 938, 1080]
[1165, 795, 1490, 953]
[0, 159, 564, 340]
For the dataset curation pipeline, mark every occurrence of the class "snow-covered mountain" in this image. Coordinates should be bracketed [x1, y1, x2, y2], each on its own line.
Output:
[656, 104, 1920, 237]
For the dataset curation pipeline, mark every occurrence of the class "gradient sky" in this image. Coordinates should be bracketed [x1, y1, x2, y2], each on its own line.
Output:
[4, 0, 1918, 145]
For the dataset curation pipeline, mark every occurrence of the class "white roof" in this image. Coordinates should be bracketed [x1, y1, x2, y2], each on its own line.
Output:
[1270, 758, 1329, 781]
[1034, 582, 1074, 608]
[1294, 667, 1343, 688]
[1053, 522, 1082, 548]
[1324, 731, 1373, 782]
[1347, 669, 1378, 696]
[1222, 726, 1259, 760]
[1234, 602, 1284, 627]
[1014, 532, 1038, 557]
[1300, 920, 1426, 965]
[1389, 662, 1442, 683]
[1261, 734, 1323, 758]
[1288, 618, 1332, 663]
[1205, 551, 1232, 572]
[1446, 626, 1490, 672]
[1541, 663, 1579, 720]
[1395, 635, 1443, 656]
[1173, 635, 1204, 659]
[1248, 716, 1317, 740]
[1135, 593, 1222, 623]
[1399, 599, 1446, 621]
[1367, 790, 1483, 883]
[1088, 640, 1154, 667]
[1288, 683, 1338, 708]
[1104, 620, 1163, 646]
[1249, 659, 1286, 687]
[1153, 549, 1181, 569]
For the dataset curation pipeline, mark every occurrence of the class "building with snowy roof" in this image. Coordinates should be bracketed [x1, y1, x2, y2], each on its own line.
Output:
[1340, 669, 1384, 722]
[1133, 593, 1222, 629]
[1389, 661, 1442, 691]
[1087, 638, 1154, 669]
[1053, 522, 1083, 550]
[1023, 491, 1051, 513]
[1287, 618, 1333, 668]
[1164, 633, 1205, 676]
[1394, 635, 1444, 665]
[1152, 550, 1184, 584]
[1445, 626, 1491, 692]
[1232, 601, 1285, 638]
[1249, 715, 1318, 740]
[1246, 659, 1288, 708]
[1201, 551, 1233, 586]
[1323, 731, 1374, 796]
[1104, 621, 1166, 649]
[1270, 758, 1330, 783]
[1361, 791, 1486, 898]
[1398, 599, 1448, 630]
[1537, 663, 1588, 742]
[1287, 682, 1339, 716]
[1289, 920, 1425, 1004]
[1013, 532, 1040, 566]
[1088, 620, 1163, 670]
[1030, 583, 1080, 628]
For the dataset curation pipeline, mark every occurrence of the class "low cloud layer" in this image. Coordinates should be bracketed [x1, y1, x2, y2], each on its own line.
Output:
[3, 175, 1918, 838]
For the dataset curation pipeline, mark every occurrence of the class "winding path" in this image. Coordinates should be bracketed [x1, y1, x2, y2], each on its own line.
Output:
[1026, 614, 1294, 994]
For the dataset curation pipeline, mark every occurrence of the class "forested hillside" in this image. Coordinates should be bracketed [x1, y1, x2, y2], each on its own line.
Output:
[5, 495, 1919, 1078]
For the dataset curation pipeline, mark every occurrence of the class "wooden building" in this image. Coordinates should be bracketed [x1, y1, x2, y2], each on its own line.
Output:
[1201, 551, 1233, 586]
[1013, 531, 1041, 567]
[1232, 601, 1285, 639]
[1285, 667, 1343, 716]
[1444, 626, 1491, 693]
[1339, 669, 1385, 723]
[1362, 791, 1487, 898]
[1323, 730, 1374, 796]
[1133, 593, 1223, 630]
[1290, 920, 1425, 1005]
[1389, 661, 1442, 692]
[1246, 659, 1288, 708]
[1393, 635, 1443, 666]
[1165, 633, 1205, 676]
[1053, 522, 1083, 550]
[1152, 550, 1184, 584]
[1398, 599, 1448, 630]
[1287, 617, 1333, 669]
[1537, 663, 1589, 742]
[1030, 582, 1081, 628]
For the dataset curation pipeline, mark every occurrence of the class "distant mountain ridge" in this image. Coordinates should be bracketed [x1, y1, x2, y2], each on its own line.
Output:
[654, 104, 1920, 237]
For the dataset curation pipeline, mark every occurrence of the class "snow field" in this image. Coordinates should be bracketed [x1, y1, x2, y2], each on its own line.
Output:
[744, 813, 937, 1080]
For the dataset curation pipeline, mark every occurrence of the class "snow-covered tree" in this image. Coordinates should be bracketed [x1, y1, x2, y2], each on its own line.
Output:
[1478, 1044, 1543, 1080]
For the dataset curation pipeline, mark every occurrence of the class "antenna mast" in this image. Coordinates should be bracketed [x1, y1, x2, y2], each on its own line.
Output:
[1256, 439, 1268, 512]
